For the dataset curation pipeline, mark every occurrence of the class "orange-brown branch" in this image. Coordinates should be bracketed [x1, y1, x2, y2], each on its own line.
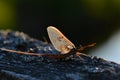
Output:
[0, 48, 71, 59]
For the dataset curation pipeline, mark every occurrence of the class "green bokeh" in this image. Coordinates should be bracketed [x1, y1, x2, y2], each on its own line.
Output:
[0, 1, 16, 29]
[82, 0, 120, 21]
[0, 0, 120, 30]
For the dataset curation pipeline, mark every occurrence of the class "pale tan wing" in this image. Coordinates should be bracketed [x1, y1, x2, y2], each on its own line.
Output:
[47, 26, 75, 54]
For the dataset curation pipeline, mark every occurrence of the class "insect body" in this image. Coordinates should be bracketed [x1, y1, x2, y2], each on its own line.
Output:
[47, 26, 75, 54]
[0, 26, 95, 58]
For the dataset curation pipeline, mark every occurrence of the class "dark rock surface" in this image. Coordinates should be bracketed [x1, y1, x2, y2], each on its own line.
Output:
[0, 30, 120, 80]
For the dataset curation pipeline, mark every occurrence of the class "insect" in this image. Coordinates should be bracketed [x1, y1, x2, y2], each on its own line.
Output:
[0, 26, 95, 58]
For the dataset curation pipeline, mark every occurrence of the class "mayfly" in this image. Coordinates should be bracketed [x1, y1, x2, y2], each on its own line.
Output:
[0, 26, 95, 58]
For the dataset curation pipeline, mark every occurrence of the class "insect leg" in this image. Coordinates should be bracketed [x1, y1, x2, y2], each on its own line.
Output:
[77, 43, 96, 51]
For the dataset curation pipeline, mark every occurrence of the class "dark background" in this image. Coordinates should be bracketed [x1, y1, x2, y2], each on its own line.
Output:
[0, 0, 120, 47]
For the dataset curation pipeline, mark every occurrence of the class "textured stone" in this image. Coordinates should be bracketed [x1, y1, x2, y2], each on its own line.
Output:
[0, 30, 120, 80]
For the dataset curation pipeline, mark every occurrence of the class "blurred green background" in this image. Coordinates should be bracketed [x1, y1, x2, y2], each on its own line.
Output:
[0, 0, 120, 63]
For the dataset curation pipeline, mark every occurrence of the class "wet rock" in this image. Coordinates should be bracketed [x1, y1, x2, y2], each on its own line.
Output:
[0, 30, 120, 80]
